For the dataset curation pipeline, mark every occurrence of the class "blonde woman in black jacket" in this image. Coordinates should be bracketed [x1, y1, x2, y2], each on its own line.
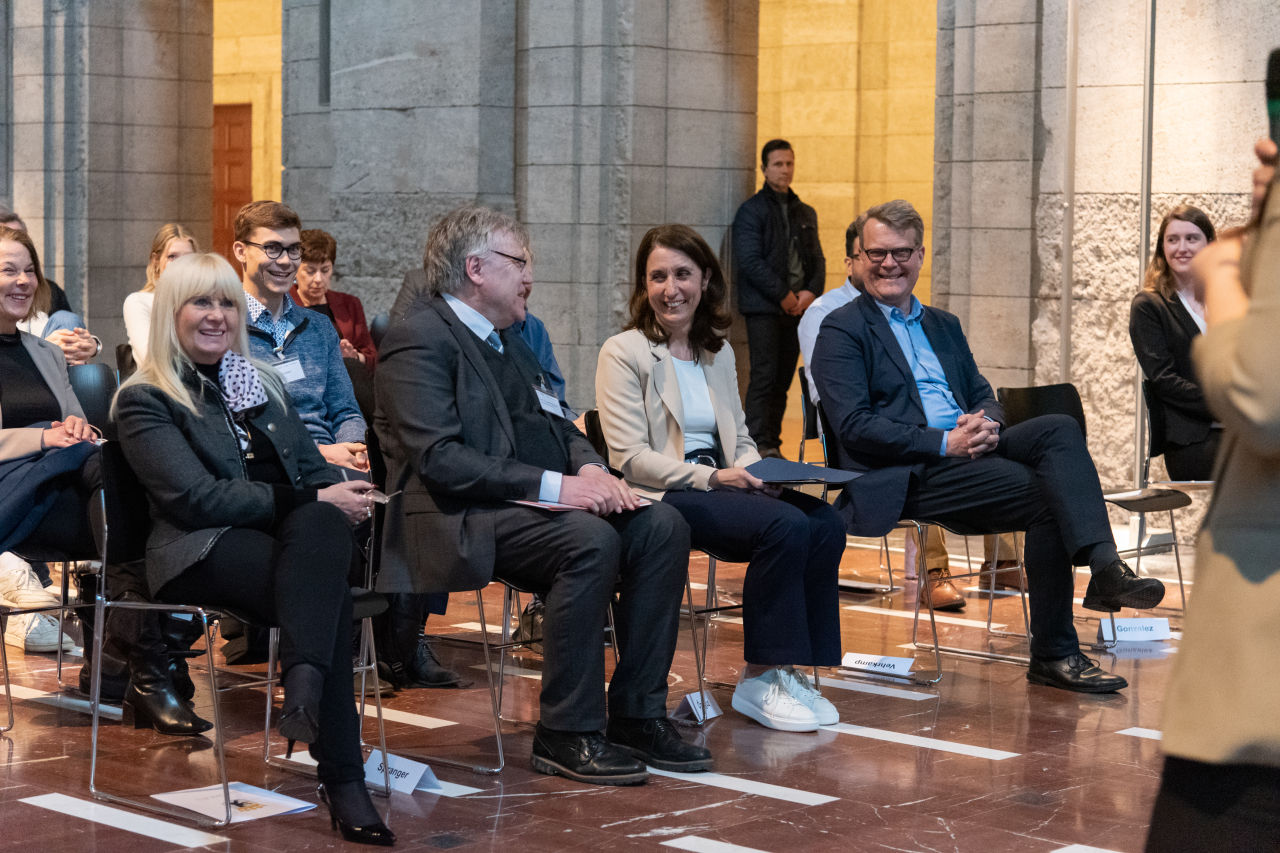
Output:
[113, 252, 393, 847]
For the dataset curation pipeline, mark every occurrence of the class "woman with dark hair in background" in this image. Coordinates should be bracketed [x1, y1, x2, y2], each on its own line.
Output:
[1129, 204, 1219, 480]
[596, 224, 844, 733]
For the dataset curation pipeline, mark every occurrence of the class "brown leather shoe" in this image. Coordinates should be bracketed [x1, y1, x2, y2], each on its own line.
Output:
[982, 560, 1024, 590]
[919, 567, 966, 611]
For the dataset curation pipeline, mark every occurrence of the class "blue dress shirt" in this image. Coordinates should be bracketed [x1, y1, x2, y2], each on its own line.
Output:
[875, 297, 964, 455]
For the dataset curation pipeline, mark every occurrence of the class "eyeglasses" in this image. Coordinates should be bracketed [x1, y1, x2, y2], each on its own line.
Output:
[243, 240, 303, 261]
[861, 247, 919, 264]
[488, 248, 528, 271]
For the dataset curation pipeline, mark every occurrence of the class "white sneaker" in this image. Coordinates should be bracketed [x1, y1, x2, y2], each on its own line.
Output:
[0, 552, 60, 609]
[731, 667, 820, 732]
[782, 666, 839, 725]
[4, 612, 74, 653]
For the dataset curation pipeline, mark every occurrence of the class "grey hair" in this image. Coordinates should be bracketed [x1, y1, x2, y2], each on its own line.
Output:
[422, 204, 528, 296]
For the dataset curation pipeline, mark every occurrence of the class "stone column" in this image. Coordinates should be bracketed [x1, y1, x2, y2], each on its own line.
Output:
[517, 0, 757, 404]
[7, 0, 211, 357]
[282, 0, 758, 409]
[934, 0, 1039, 394]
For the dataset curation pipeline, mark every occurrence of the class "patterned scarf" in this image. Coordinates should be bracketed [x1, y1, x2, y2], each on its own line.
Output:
[217, 350, 269, 414]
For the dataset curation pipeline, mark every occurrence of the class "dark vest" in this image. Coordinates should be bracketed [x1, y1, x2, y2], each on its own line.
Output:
[478, 335, 569, 475]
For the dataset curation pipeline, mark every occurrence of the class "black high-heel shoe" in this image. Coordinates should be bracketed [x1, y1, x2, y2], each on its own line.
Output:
[317, 782, 395, 846]
[279, 663, 323, 754]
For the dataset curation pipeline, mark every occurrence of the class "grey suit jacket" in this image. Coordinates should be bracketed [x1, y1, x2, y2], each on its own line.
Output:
[1161, 182, 1280, 769]
[0, 332, 86, 463]
[374, 296, 603, 594]
[595, 328, 759, 499]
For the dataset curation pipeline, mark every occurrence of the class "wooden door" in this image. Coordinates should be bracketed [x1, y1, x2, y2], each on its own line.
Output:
[212, 104, 253, 262]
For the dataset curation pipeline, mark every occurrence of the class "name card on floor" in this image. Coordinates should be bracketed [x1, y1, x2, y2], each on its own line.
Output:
[1098, 617, 1171, 643]
[840, 652, 914, 677]
[363, 749, 442, 795]
[672, 688, 723, 723]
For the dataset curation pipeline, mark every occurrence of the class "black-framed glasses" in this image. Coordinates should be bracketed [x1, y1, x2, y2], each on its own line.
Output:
[861, 247, 919, 264]
[243, 240, 302, 261]
[488, 248, 528, 271]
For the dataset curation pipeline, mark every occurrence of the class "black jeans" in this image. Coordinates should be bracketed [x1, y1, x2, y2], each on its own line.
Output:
[1146, 756, 1280, 851]
[157, 501, 363, 784]
[662, 487, 843, 666]
[744, 313, 800, 451]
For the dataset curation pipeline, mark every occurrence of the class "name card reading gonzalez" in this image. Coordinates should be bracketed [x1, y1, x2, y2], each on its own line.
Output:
[1099, 617, 1172, 643]
[840, 653, 915, 677]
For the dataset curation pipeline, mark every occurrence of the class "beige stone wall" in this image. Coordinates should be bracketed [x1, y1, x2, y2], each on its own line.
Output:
[214, 0, 282, 201]
[757, 0, 936, 301]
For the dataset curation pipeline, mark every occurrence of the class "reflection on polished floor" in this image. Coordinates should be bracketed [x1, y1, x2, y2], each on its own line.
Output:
[0, 536, 1183, 852]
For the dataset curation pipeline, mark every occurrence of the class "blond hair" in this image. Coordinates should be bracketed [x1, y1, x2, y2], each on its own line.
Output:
[117, 252, 283, 416]
[143, 223, 199, 293]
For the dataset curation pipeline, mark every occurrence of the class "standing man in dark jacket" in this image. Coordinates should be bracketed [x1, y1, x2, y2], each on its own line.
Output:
[732, 139, 826, 457]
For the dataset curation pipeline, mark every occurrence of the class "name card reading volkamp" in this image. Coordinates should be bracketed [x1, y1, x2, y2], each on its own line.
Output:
[1098, 617, 1172, 643]
[840, 652, 915, 677]
[363, 749, 442, 795]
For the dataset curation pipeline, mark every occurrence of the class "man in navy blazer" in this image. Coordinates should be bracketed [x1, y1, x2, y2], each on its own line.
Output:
[375, 205, 710, 785]
[811, 200, 1166, 694]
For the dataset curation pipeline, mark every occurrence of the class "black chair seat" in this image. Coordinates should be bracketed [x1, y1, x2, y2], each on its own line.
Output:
[1103, 488, 1193, 513]
[351, 588, 388, 621]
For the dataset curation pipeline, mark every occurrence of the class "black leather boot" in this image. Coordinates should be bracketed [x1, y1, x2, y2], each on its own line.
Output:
[120, 598, 213, 736]
[161, 615, 206, 703]
[73, 573, 130, 703]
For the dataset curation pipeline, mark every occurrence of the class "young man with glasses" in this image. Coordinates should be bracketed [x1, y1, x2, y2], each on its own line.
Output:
[811, 199, 1165, 694]
[232, 201, 368, 473]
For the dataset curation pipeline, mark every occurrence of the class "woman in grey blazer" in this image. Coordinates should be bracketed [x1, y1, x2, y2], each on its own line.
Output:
[0, 225, 99, 653]
[113, 253, 392, 846]
[596, 224, 844, 734]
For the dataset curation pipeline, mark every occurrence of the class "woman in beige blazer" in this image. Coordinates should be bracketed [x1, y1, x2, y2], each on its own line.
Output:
[596, 224, 844, 734]
[1146, 139, 1280, 851]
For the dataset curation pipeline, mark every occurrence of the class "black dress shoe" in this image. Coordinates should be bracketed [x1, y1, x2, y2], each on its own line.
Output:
[1027, 653, 1127, 693]
[1082, 560, 1166, 612]
[531, 723, 648, 786]
[606, 717, 714, 772]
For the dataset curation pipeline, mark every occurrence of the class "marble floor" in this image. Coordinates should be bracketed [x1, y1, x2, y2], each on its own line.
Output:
[0, 536, 1186, 852]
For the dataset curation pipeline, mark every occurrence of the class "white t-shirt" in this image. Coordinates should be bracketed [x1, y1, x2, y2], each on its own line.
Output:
[123, 289, 154, 362]
[672, 355, 717, 456]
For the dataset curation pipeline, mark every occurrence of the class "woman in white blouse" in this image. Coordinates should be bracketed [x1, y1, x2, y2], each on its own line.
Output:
[595, 224, 844, 733]
[122, 223, 197, 364]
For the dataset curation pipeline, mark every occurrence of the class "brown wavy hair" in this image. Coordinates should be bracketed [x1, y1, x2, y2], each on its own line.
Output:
[1143, 204, 1215, 299]
[627, 224, 732, 359]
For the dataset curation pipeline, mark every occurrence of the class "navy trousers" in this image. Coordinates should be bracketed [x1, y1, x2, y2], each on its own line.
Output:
[662, 487, 844, 667]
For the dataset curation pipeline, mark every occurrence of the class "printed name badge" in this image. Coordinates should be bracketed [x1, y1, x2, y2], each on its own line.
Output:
[533, 385, 563, 417]
[1098, 617, 1171, 643]
[275, 357, 306, 384]
[840, 652, 915, 677]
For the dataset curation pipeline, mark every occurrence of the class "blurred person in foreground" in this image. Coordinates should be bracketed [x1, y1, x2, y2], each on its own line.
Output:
[1146, 138, 1280, 852]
